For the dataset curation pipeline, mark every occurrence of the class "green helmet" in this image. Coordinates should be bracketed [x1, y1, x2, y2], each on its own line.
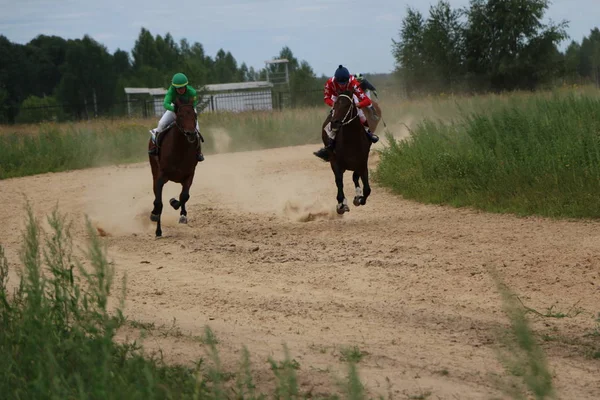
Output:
[171, 72, 188, 88]
[354, 73, 364, 81]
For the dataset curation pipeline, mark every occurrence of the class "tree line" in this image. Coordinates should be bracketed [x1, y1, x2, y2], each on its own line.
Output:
[0, 28, 323, 123]
[392, 0, 600, 96]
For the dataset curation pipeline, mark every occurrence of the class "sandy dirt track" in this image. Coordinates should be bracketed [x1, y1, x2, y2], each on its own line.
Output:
[1, 143, 599, 399]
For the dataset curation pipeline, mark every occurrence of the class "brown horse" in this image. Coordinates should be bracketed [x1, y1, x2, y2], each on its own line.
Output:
[148, 97, 201, 237]
[321, 91, 372, 214]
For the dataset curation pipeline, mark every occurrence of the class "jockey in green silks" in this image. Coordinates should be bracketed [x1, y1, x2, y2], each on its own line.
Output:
[148, 72, 204, 162]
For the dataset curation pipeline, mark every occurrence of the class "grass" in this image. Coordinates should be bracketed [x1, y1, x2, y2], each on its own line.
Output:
[491, 270, 556, 400]
[375, 89, 600, 219]
[0, 106, 327, 180]
[0, 203, 375, 399]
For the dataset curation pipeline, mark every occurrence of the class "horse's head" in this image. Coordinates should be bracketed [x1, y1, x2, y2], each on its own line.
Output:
[174, 98, 197, 143]
[331, 90, 357, 133]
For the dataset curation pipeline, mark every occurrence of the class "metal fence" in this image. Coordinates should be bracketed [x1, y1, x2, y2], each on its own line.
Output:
[3, 88, 325, 123]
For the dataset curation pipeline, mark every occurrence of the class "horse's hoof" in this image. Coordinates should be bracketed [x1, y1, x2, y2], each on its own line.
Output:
[170, 198, 180, 210]
[336, 204, 350, 215]
[353, 196, 362, 207]
[179, 215, 188, 224]
[360, 197, 367, 205]
[150, 213, 160, 222]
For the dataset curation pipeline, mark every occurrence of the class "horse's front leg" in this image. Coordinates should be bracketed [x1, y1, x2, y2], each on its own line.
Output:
[352, 171, 363, 207]
[360, 168, 371, 205]
[169, 174, 194, 224]
[151, 176, 166, 237]
[334, 167, 349, 214]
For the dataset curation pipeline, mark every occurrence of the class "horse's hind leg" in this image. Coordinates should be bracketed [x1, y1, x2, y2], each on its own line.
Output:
[352, 171, 363, 207]
[170, 175, 194, 224]
[333, 166, 349, 214]
[151, 177, 166, 237]
[360, 168, 371, 206]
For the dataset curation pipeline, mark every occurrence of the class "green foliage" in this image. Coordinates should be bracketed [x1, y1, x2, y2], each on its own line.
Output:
[0, 122, 148, 179]
[1, 28, 323, 122]
[0, 206, 202, 399]
[375, 91, 600, 218]
[15, 95, 65, 123]
[491, 272, 556, 399]
[393, 0, 570, 94]
[0, 104, 325, 179]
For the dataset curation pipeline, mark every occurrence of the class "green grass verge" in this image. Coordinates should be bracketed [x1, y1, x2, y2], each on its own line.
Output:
[375, 93, 600, 218]
[0, 107, 326, 180]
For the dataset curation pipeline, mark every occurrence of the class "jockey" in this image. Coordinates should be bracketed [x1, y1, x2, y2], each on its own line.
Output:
[354, 73, 379, 119]
[313, 65, 379, 161]
[148, 72, 204, 162]
[354, 73, 378, 98]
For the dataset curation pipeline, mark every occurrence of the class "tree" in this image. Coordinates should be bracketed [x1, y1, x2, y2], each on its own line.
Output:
[131, 28, 160, 70]
[26, 35, 68, 98]
[57, 36, 117, 118]
[0, 36, 32, 122]
[579, 28, 600, 80]
[392, 8, 427, 95]
[16, 95, 64, 123]
[213, 49, 238, 83]
[464, 0, 567, 91]
[421, 1, 465, 91]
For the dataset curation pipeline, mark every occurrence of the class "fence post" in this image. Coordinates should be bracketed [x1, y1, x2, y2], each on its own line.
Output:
[278, 92, 283, 110]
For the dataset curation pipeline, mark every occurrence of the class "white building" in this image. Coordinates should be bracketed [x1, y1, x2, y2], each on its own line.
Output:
[124, 81, 275, 116]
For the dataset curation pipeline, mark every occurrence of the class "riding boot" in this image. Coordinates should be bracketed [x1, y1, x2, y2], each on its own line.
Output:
[148, 130, 159, 156]
[313, 138, 335, 162]
[365, 128, 379, 144]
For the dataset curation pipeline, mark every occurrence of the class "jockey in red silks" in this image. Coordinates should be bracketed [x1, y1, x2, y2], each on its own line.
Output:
[313, 65, 379, 161]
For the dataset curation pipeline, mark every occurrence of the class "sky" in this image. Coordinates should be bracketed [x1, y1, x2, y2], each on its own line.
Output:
[1, 0, 599, 78]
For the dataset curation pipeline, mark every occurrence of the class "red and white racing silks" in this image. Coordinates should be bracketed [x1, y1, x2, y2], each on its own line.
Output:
[323, 76, 372, 109]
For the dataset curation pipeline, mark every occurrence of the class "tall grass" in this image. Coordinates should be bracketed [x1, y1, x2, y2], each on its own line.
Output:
[0, 121, 148, 179]
[491, 271, 556, 400]
[0, 204, 370, 399]
[375, 91, 600, 218]
[0, 107, 326, 180]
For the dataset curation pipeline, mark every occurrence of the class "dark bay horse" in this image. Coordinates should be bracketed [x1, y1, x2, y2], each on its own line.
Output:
[321, 91, 372, 214]
[148, 98, 201, 237]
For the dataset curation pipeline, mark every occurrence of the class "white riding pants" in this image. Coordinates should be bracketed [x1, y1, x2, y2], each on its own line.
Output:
[152, 110, 200, 137]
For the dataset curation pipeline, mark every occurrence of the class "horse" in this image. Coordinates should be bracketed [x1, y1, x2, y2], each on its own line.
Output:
[321, 90, 372, 214]
[366, 99, 383, 132]
[148, 97, 201, 237]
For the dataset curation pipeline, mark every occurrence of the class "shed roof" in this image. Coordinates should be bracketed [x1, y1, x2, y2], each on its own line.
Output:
[124, 81, 273, 96]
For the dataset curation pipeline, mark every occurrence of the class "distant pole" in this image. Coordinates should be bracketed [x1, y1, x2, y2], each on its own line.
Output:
[93, 89, 98, 118]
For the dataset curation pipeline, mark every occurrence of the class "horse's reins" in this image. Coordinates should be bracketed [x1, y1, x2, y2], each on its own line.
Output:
[174, 104, 198, 143]
[334, 94, 359, 126]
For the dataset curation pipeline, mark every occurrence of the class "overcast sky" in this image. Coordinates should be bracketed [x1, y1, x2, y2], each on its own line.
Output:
[1, 0, 598, 77]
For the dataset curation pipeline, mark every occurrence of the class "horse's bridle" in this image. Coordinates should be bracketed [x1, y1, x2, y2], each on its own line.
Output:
[332, 94, 358, 131]
[174, 103, 198, 143]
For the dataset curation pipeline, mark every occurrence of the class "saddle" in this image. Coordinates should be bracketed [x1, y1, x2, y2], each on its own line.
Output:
[155, 122, 204, 151]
